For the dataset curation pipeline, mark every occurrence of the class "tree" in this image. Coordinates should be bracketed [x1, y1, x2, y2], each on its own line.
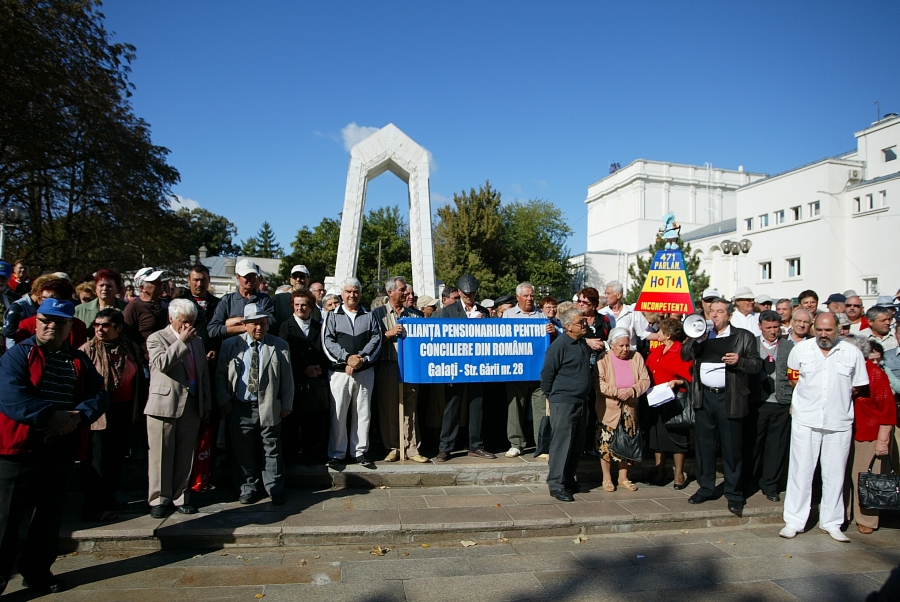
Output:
[499, 200, 573, 299]
[0, 0, 183, 275]
[242, 221, 282, 258]
[625, 236, 709, 305]
[357, 206, 411, 301]
[278, 216, 341, 285]
[176, 207, 240, 257]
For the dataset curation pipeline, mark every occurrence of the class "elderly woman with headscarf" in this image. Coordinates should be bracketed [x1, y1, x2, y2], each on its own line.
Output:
[844, 334, 896, 534]
[78, 308, 145, 521]
[596, 327, 651, 491]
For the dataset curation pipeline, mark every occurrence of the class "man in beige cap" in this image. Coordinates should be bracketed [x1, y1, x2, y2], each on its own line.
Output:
[730, 287, 761, 337]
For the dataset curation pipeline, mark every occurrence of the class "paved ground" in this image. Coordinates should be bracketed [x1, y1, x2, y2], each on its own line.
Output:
[3, 521, 897, 601]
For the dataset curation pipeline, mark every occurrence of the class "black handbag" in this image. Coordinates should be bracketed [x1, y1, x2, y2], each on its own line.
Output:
[858, 442, 900, 511]
[662, 389, 695, 429]
[609, 409, 643, 463]
[534, 415, 552, 457]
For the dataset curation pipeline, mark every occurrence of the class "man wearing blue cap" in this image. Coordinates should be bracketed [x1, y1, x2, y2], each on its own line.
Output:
[0, 299, 109, 594]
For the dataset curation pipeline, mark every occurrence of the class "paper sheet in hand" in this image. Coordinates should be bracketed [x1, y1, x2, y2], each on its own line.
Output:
[647, 384, 675, 407]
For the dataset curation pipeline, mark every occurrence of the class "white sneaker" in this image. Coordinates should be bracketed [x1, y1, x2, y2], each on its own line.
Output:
[505, 447, 522, 458]
[778, 526, 798, 539]
[820, 528, 850, 543]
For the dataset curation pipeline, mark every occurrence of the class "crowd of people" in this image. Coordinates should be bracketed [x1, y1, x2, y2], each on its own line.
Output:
[0, 253, 897, 593]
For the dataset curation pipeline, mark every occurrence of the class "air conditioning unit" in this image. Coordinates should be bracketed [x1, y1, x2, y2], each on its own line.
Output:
[849, 169, 861, 181]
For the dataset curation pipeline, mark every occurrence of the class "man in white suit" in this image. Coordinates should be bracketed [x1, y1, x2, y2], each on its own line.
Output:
[217, 303, 294, 505]
[145, 299, 211, 518]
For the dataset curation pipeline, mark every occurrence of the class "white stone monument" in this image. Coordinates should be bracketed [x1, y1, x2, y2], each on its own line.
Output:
[330, 123, 436, 296]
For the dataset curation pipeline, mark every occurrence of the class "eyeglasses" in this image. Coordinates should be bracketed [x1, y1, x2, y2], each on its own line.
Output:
[573, 320, 588, 327]
[93, 322, 115, 329]
[575, 299, 591, 305]
[845, 304, 862, 308]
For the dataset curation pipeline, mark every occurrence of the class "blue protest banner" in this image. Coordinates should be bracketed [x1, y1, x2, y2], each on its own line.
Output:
[397, 318, 551, 384]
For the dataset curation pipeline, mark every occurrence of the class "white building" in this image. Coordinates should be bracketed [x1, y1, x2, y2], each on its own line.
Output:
[576, 113, 900, 304]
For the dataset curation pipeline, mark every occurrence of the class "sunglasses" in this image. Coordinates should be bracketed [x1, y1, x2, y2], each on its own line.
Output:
[93, 322, 116, 329]
[845, 304, 862, 308]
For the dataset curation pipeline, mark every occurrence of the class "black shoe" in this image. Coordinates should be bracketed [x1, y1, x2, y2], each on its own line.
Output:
[22, 576, 67, 594]
[468, 448, 497, 459]
[673, 481, 689, 490]
[326, 457, 343, 468]
[687, 493, 712, 505]
[149, 505, 168, 519]
[176, 505, 197, 514]
[434, 450, 451, 462]
[550, 489, 575, 502]
[356, 454, 376, 468]
[239, 493, 255, 505]
[565, 482, 581, 494]
[271, 493, 286, 505]
[766, 492, 781, 502]
[728, 501, 745, 516]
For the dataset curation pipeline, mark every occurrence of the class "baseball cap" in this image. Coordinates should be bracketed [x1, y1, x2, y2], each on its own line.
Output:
[701, 287, 721, 300]
[37, 298, 75, 319]
[134, 267, 168, 286]
[823, 293, 847, 305]
[755, 294, 774, 305]
[0, 261, 11, 279]
[235, 259, 259, 278]
[732, 287, 755, 301]
[416, 295, 439, 309]
[241, 303, 269, 322]
[290, 265, 310, 277]
[481, 299, 495, 308]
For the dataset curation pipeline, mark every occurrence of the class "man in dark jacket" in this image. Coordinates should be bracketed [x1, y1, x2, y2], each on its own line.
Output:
[279, 289, 330, 465]
[322, 278, 382, 467]
[434, 274, 496, 461]
[0, 299, 108, 594]
[541, 307, 591, 502]
[681, 297, 762, 515]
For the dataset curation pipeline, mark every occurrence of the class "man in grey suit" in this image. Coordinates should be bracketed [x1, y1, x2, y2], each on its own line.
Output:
[217, 303, 294, 505]
[145, 299, 211, 518]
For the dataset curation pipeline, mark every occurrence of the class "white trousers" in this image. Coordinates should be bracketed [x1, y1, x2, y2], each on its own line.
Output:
[328, 368, 374, 460]
[783, 421, 852, 532]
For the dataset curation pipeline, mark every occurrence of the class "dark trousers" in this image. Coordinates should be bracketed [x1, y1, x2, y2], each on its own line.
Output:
[81, 402, 132, 515]
[547, 401, 587, 491]
[440, 383, 484, 452]
[230, 403, 284, 497]
[695, 388, 744, 502]
[282, 380, 329, 463]
[0, 435, 76, 587]
[753, 402, 791, 496]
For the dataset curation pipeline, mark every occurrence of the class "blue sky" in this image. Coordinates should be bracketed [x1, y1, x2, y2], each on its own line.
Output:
[102, 1, 900, 257]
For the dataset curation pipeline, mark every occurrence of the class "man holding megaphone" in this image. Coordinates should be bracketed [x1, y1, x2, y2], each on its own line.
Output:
[681, 297, 763, 516]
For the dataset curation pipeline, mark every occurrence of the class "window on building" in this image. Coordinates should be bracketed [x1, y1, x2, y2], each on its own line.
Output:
[745, 217, 753, 231]
[885, 147, 897, 162]
[864, 278, 879, 296]
[759, 214, 769, 227]
[760, 262, 772, 281]
[854, 197, 861, 212]
[791, 206, 802, 221]
[787, 257, 801, 278]
[809, 200, 820, 216]
[774, 209, 785, 224]
[867, 194, 875, 210]
[881, 190, 887, 207]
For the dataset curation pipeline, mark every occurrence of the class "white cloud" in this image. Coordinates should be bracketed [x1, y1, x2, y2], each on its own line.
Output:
[530, 178, 548, 187]
[171, 194, 200, 211]
[341, 122, 380, 152]
[431, 192, 450, 206]
[510, 183, 523, 194]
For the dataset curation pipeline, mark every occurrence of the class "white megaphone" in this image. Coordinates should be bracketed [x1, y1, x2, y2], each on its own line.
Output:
[682, 314, 712, 339]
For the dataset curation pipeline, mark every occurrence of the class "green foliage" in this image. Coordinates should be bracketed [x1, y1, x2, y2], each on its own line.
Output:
[0, 0, 183, 275]
[625, 236, 709, 305]
[176, 207, 240, 257]
[241, 221, 283, 259]
[279, 216, 341, 286]
[433, 182, 573, 299]
[358, 206, 411, 302]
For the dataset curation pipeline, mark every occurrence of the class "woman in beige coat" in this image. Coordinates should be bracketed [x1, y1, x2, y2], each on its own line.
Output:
[596, 328, 651, 492]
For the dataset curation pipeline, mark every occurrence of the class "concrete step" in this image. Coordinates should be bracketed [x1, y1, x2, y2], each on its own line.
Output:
[60, 480, 783, 552]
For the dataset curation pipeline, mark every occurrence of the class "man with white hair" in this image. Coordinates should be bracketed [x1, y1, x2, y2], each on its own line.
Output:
[780, 312, 868, 542]
[503, 282, 555, 457]
[322, 278, 383, 468]
[599, 280, 648, 350]
[208, 259, 275, 341]
[124, 267, 170, 361]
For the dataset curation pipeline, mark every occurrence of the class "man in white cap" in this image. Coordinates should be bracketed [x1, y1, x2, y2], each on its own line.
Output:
[274, 264, 319, 332]
[754, 293, 773, 314]
[730, 287, 761, 337]
[123, 267, 170, 361]
[700, 287, 721, 320]
[208, 259, 274, 341]
[217, 303, 294, 505]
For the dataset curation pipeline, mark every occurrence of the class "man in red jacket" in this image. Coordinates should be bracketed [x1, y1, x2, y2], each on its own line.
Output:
[0, 299, 108, 594]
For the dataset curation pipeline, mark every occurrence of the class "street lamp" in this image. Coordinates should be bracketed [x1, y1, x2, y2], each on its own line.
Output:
[0, 206, 27, 259]
[721, 238, 752, 295]
[537, 285, 551, 298]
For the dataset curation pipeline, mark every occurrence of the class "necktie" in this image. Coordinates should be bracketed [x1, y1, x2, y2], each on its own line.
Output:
[248, 341, 259, 397]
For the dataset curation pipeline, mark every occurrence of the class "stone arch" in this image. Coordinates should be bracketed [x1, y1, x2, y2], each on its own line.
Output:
[332, 124, 436, 296]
